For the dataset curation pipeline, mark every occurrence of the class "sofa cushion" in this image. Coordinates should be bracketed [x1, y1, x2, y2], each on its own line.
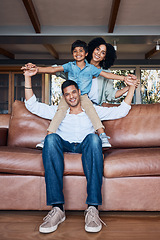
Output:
[0, 146, 84, 176]
[7, 100, 50, 148]
[103, 148, 160, 178]
[102, 103, 160, 148]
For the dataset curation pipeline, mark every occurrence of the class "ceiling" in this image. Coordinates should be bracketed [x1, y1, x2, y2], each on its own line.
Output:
[0, 0, 160, 65]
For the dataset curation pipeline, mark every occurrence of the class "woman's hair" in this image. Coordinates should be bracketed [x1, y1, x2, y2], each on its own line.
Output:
[86, 37, 117, 69]
[71, 40, 88, 54]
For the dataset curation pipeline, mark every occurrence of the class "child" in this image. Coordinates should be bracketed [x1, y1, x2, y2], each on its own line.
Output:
[22, 40, 136, 149]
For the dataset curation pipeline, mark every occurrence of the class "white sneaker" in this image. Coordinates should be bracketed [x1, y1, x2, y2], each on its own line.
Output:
[39, 207, 66, 233]
[84, 206, 106, 233]
[99, 133, 111, 148]
[36, 140, 44, 149]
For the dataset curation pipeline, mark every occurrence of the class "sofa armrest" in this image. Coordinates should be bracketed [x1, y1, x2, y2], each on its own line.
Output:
[0, 128, 8, 146]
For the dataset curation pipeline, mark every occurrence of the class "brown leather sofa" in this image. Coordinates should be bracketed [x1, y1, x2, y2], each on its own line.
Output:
[0, 100, 160, 211]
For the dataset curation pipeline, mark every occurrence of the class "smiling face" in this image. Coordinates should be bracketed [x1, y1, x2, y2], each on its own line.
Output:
[92, 44, 106, 63]
[63, 85, 81, 108]
[72, 46, 88, 62]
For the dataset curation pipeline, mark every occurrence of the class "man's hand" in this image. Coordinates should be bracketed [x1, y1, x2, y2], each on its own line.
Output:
[124, 74, 140, 87]
[135, 78, 140, 88]
[23, 68, 38, 77]
[21, 63, 38, 76]
[21, 62, 37, 70]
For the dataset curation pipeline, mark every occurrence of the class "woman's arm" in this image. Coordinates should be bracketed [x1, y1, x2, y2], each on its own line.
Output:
[115, 77, 140, 98]
[115, 86, 129, 98]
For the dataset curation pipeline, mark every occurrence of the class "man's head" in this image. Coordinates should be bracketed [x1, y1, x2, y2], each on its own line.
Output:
[61, 80, 81, 107]
[71, 40, 88, 62]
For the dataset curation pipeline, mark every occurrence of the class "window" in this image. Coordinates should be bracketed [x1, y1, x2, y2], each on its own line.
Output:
[141, 69, 160, 104]
[111, 68, 136, 103]
[14, 73, 43, 102]
[0, 73, 9, 114]
[49, 67, 160, 105]
[50, 75, 66, 105]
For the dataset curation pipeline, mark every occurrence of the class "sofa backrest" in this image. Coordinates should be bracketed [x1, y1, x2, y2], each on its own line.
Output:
[102, 103, 160, 148]
[6, 100, 160, 149]
[7, 100, 50, 148]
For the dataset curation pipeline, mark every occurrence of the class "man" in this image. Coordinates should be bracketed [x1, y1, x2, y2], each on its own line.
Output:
[24, 69, 137, 233]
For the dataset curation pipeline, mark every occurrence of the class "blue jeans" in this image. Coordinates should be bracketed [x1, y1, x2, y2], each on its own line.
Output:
[42, 133, 103, 206]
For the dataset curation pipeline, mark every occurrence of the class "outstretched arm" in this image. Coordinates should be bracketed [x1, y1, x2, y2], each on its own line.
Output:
[24, 69, 37, 101]
[115, 77, 140, 98]
[21, 62, 64, 74]
[115, 86, 129, 98]
[100, 71, 137, 86]
[37, 65, 64, 74]
[123, 85, 136, 105]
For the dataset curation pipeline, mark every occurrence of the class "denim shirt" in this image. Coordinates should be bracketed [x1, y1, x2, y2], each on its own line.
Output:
[62, 60, 102, 95]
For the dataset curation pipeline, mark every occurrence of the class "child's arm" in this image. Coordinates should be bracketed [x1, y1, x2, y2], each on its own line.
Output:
[37, 65, 64, 74]
[21, 63, 64, 74]
[100, 71, 136, 86]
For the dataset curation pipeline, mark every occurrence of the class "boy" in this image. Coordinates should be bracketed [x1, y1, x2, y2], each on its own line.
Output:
[22, 40, 136, 148]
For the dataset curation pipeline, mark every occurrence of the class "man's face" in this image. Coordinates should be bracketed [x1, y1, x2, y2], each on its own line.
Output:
[63, 85, 81, 107]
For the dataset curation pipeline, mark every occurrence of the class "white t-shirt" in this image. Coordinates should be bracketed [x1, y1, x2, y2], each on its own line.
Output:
[25, 95, 131, 143]
[88, 77, 99, 104]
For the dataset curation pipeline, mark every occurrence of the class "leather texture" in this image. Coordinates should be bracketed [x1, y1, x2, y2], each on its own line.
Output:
[0, 114, 10, 128]
[7, 100, 50, 148]
[0, 147, 84, 176]
[0, 101, 160, 211]
[102, 103, 160, 148]
[103, 148, 160, 178]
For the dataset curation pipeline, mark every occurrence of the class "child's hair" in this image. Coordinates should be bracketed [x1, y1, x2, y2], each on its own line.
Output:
[61, 80, 79, 94]
[71, 40, 88, 54]
[86, 37, 117, 69]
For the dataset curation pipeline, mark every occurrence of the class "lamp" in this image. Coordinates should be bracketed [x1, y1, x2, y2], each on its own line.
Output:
[113, 40, 117, 51]
[156, 41, 160, 51]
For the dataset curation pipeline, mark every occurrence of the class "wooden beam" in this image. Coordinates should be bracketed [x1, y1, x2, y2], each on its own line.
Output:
[22, 0, 41, 33]
[108, 0, 121, 33]
[43, 44, 59, 59]
[0, 48, 15, 59]
[145, 46, 160, 59]
[0, 66, 21, 71]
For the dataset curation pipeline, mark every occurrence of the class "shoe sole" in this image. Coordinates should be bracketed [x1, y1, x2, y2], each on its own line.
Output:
[36, 146, 43, 150]
[36, 144, 43, 149]
[39, 216, 66, 233]
[85, 224, 102, 233]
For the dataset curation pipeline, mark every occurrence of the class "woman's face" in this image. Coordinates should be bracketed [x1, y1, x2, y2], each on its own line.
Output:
[92, 44, 106, 63]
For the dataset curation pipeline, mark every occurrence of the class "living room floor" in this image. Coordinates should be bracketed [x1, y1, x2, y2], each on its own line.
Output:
[0, 211, 160, 240]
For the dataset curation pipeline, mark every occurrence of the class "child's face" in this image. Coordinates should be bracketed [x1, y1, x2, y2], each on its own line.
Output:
[72, 47, 88, 62]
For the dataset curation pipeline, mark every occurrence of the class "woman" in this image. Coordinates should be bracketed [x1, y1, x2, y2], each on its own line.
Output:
[87, 37, 130, 105]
